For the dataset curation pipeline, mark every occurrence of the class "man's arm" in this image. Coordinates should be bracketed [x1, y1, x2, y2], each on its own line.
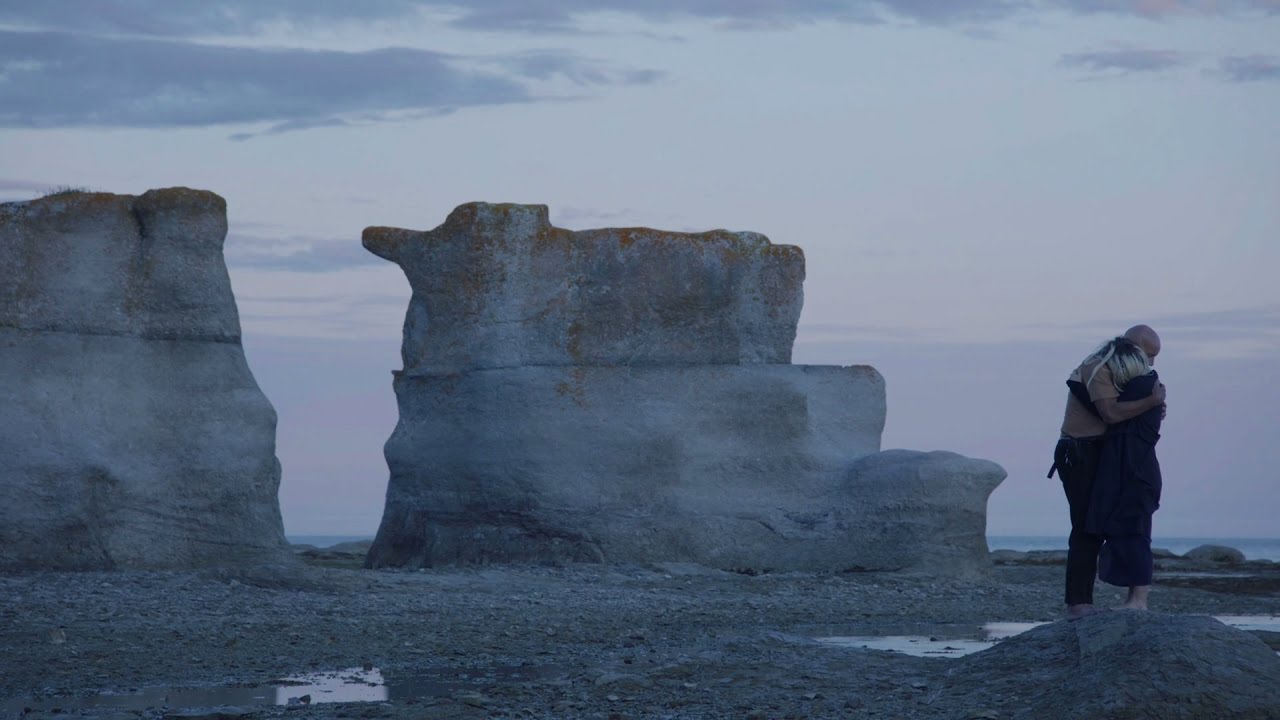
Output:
[1094, 382, 1166, 424]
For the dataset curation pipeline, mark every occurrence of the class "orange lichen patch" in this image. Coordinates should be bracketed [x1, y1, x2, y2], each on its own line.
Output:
[18, 187, 226, 219]
[137, 187, 226, 212]
[764, 244, 804, 260]
[362, 226, 416, 262]
[442, 202, 551, 231]
[25, 191, 126, 212]
[565, 320, 584, 362]
[534, 224, 575, 248]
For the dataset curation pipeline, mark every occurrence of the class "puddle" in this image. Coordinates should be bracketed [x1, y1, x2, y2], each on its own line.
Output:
[814, 622, 1046, 658]
[1218, 615, 1280, 633]
[0, 664, 557, 715]
[1157, 572, 1257, 579]
[815, 616, 1280, 658]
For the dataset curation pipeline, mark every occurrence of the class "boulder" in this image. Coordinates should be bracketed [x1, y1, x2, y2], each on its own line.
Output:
[1186, 544, 1246, 564]
[0, 189, 286, 571]
[940, 612, 1280, 719]
[362, 202, 804, 373]
[364, 203, 1004, 574]
[839, 450, 1005, 573]
[989, 549, 1029, 564]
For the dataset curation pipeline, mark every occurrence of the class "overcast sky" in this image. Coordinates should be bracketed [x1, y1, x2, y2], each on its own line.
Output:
[3, 0, 1277, 539]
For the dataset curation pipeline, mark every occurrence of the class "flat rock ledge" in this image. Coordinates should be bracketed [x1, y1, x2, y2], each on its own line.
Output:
[0, 189, 286, 571]
[940, 612, 1280, 719]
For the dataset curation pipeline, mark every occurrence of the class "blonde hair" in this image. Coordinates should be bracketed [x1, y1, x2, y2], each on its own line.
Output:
[1084, 337, 1151, 390]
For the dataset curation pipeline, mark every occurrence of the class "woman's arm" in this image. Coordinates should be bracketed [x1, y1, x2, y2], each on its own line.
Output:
[1094, 381, 1165, 424]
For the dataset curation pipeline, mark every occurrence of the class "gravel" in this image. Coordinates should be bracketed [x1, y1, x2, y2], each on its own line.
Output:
[1, 554, 1276, 719]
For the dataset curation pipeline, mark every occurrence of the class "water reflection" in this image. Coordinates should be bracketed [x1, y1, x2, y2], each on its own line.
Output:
[815, 622, 1047, 658]
[0, 664, 556, 715]
[815, 616, 1280, 658]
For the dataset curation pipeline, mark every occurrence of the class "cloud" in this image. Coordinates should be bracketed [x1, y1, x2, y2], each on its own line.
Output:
[224, 230, 387, 273]
[0, 2, 429, 37]
[0, 30, 657, 135]
[0, 30, 526, 130]
[1059, 48, 1190, 75]
[1026, 304, 1280, 360]
[1052, 0, 1280, 19]
[486, 50, 664, 86]
[1218, 54, 1280, 82]
[0, 178, 55, 195]
[3, 1, 1276, 38]
[796, 323, 946, 344]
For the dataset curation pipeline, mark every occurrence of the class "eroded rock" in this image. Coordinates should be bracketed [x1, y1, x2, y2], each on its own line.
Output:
[366, 363, 887, 571]
[365, 203, 1003, 574]
[0, 189, 285, 571]
[362, 203, 804, 372]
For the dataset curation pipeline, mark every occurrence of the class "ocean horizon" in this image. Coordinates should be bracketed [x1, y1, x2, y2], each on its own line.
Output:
[287, 534, 1280, 562]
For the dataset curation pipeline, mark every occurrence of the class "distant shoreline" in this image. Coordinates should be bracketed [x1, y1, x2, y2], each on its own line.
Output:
[287, 534, 1280, 562]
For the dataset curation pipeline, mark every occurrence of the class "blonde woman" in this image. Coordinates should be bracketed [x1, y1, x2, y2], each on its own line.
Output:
[1085, 337, 1165, 610]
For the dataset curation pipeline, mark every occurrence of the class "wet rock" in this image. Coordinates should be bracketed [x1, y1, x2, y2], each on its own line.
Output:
[163, 708, 255, 720]
[0, 189, 285, 571]
[455, 692, 491, 708]
[1186, 544, 1246, 564]
[1251, 630, 1280, 651]
[940, 612, 1280, 719]
[594, 672, 653, 690]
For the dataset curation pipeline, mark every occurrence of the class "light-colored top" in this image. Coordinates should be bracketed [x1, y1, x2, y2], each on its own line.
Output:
[1060, 358, 1119, 438]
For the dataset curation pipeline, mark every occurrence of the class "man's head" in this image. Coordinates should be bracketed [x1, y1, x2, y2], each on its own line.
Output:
[1124, 324, 1161, 364]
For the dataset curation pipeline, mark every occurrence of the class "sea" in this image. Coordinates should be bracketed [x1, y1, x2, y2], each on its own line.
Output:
[290, 534, 1280, 562]
[988, 535, 1280, 562]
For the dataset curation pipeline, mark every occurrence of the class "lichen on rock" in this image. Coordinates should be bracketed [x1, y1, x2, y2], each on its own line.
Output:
[364, 202, 1004, 574]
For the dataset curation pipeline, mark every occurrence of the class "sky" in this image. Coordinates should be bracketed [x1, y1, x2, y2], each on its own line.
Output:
[2, 0, 1277, 539]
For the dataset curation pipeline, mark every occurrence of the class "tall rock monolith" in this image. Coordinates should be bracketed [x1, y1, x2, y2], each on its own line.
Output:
[364, 203, 1005, 574]
[0, 189, 286, 571]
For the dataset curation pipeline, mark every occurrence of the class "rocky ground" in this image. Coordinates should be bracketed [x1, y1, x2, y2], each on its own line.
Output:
[1, 545, 1277, 720]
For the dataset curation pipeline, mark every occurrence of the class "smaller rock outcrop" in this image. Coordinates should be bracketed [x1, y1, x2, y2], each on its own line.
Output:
[1186, 544, 1246, 564]
[941, 612, 1280, 719]
[841, 450, 1005, 573]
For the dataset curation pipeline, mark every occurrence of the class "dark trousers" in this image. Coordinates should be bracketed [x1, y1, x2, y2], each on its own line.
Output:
[1055, 436, 1104, 606]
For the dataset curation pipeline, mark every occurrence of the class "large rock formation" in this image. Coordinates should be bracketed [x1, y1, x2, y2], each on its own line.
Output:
[365, 203, 1005, 573]
[940, 612, 1280, 719]
[0, 189, 286, 571]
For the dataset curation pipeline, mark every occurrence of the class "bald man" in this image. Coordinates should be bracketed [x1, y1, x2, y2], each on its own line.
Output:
[1052, 325, 1166, 619]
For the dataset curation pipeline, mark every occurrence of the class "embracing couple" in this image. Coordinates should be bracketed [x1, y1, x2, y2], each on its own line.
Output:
[1051, 324, 1167, 620]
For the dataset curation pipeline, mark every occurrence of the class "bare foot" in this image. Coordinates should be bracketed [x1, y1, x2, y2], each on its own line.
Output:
[1066, 604, 1102, 620]
[1114, 586, 1150, 611]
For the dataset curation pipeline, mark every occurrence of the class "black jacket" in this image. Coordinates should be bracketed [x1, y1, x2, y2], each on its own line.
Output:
[1085, 371, 1163, 537]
